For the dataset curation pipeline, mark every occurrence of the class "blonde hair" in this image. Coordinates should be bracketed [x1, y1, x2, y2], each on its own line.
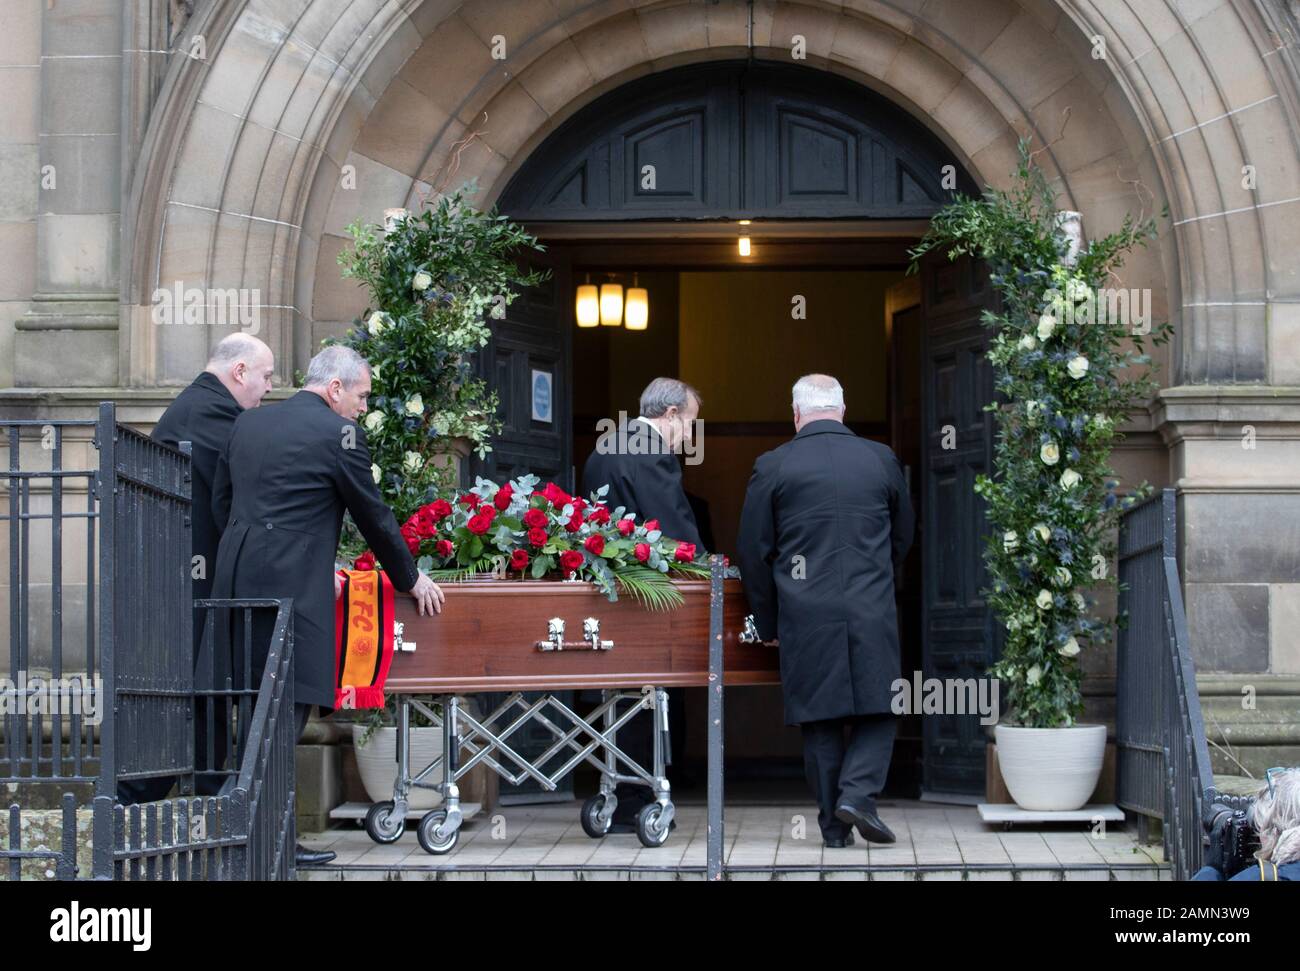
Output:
[1250, 768, 1300, 866]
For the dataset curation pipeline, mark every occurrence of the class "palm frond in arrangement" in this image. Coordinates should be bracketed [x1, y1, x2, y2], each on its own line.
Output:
[611, 564, 684, 611]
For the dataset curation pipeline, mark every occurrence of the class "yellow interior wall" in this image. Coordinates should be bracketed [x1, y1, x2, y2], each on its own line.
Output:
[677, 270, 901, 422]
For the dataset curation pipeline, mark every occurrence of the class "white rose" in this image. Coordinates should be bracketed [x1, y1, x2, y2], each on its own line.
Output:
[1037, 313, 1056, 341]
[1003, 530, 1019, 552]
[1025, 400, 1041, 423]
[1026, 664, 1042, 686]
[1036, 589, 1054, 610]
[1060, 468, 1082, 490]
[1058, 636, 1081, 658]
[1053, 566, 1072, 587]
[1072, 592, 1086, 612]
[363, 410, 384, 433]
[405, 394, 424, 417]
[1019, 334, 1037, 351]
[402, 451, 422, 474]
[1067, 355, 1090, 379]
[1040, 441, 1060, 466]
[371, 463, 381, 484]
[413, 271, 433, 292]
[367, 312, 387, 336]
[1033, 523, 1051, 543]
[1066, 278, 1091, 303]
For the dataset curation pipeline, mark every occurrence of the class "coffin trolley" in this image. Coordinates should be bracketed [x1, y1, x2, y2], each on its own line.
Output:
[359, 575, 776, 854]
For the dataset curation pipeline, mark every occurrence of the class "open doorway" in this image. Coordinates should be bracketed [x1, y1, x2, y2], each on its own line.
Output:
[553, 234, 928, 801]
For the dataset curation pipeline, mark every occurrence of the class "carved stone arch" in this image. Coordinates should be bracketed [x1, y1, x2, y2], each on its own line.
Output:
[495, 60, 980, 221]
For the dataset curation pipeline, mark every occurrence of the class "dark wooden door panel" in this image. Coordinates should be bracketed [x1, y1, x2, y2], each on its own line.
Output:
[920, 253, 999, 798]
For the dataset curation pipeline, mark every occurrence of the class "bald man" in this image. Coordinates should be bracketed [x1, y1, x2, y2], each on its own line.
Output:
[117, 333, 274, 804]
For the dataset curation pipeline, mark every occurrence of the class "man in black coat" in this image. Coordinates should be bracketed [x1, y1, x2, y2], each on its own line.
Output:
[737, 374, 914, 848]
[117, 333, 274, 805]
[211, 345, 443, 863]
[580, 377, 703, 830]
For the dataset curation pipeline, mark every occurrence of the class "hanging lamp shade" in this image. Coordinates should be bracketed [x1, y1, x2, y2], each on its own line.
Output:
[600, 283, 624, 326]
[624, 284, 649, 330]
[575, 282, 599, 327]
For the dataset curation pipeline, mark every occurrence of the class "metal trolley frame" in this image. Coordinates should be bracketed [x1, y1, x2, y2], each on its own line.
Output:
[362, 683, 676, 853]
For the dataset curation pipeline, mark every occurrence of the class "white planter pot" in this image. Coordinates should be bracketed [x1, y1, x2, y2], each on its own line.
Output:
[994, 723, 1106, 811]
[351, 723, 444, 810]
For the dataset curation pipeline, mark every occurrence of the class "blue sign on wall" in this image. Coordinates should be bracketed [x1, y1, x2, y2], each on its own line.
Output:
[531, 369, 552, 423]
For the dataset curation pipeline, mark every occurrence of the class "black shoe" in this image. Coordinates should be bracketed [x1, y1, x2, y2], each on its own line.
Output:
[823, 831, 856, 848]
[295, 842, 336, 865]
[834, 803, 895, 844]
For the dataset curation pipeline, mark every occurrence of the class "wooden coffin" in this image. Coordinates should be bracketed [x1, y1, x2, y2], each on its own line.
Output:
[387, 577, 780, 693]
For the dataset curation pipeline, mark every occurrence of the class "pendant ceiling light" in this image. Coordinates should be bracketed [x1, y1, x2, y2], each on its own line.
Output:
[575, 273, 599, 327]
[599, 279, 624, 326]
[625, 273, 648, 331]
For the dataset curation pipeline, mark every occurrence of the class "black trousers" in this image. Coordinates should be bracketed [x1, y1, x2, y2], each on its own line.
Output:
[609, 687, 685, 821]
[116, 702, 312, 804]
[800, 713, 897, 839]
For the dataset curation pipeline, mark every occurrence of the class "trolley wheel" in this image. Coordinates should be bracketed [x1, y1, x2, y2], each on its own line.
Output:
[363, 801, 405, 844]
[636, 802, 672, 848]
[416, 809, 459, 855]
[580, 794, 612, 839]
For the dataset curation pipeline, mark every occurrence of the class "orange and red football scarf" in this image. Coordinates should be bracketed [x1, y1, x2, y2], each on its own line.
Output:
[332, 569, 396, 709]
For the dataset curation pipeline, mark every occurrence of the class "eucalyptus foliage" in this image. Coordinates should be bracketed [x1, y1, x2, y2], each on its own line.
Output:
[334, 181, 548, 523]
[909, 141, 1170, 728]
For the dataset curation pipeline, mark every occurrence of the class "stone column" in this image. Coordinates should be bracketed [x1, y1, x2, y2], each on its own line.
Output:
[14, 0, 123, 388]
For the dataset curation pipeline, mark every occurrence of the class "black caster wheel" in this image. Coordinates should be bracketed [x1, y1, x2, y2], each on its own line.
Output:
[580, 794, 613, 839]
[636, 802, 672, 848]
[363, 801, 405, 844]
[417, 809, 459, 854]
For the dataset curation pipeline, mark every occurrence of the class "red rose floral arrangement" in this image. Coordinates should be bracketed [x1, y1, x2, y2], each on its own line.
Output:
[352, 474, 709, 609]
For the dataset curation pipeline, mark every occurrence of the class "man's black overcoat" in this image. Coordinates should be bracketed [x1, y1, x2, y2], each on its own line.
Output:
[736, 420, 914, 725]
[210, 390, 419, 708]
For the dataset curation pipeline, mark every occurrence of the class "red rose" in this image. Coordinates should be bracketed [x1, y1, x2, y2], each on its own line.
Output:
[494, 483, 513, 511]
[510, 548, 529, 571]
[400, 522, 421, 554]
[559, 550, 583, 574]
[428, 499, 452, 520]
[466, 511, 492, 535]
[415, 509, 439, 538]
[353, 551, 376, 571]
[528, 526, 548, 547]
[616, 518, 635, 537]
[435, 539, 454, 558]
[478, 505, 496, 523]
[564, 509, 584, 533]
[634, 542, 651, 563]
[644, 519, 660, 533]
[674, 542, 697, 563]
[541, 482, 571, 507]
[584, 535, 605, 555]
[522, 508, 548, 529]
[587, 505, 610, 525]
[459, 493, 480, 510]
[570, 496, 587, 514]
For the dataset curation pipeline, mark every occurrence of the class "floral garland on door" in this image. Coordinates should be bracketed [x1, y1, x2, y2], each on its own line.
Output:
[909, 140, 1171, 728]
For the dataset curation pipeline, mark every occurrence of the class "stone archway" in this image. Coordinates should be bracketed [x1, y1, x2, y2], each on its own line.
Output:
[120, 0, 1300, 392]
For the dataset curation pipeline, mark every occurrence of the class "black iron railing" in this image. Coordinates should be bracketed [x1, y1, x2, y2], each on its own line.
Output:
[1, 403, 296, 881]
[1116, 488, 1213, 880]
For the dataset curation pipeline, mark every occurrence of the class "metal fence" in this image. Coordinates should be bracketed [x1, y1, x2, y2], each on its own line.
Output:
[1116, 488, 1213, 880]
[1, 402, 296, 880]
